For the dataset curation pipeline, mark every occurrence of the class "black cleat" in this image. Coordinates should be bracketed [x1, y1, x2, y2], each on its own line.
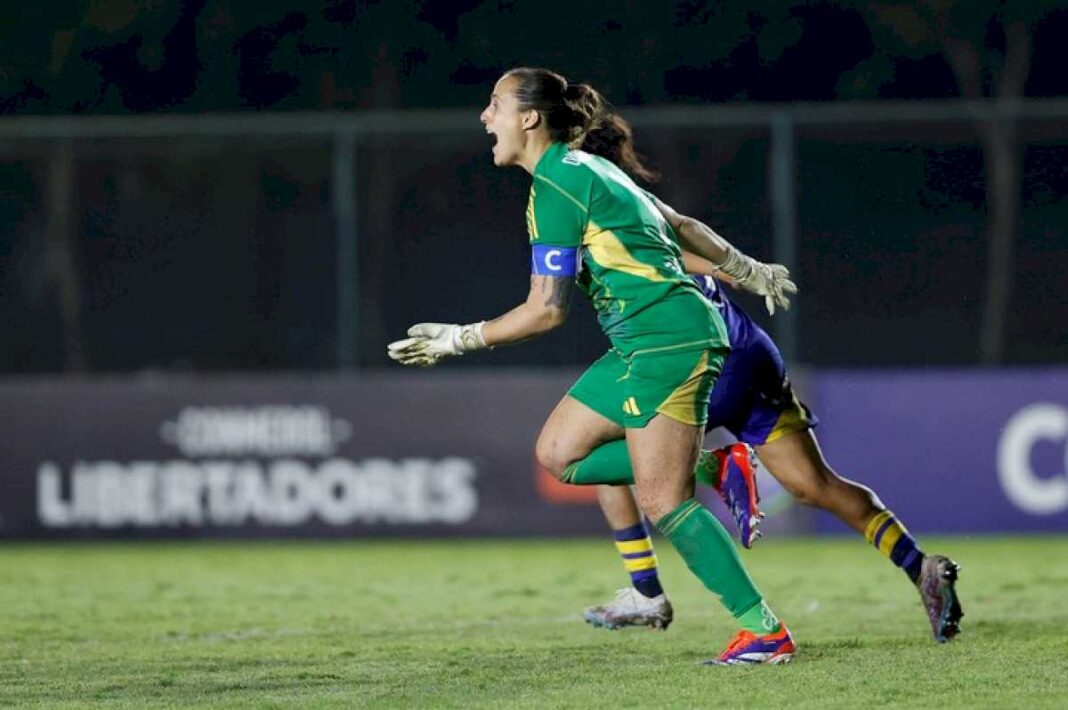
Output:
[917, 555, 963, 642]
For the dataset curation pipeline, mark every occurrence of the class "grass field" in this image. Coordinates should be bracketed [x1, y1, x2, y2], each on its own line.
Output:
[1, 536, 1066, 708]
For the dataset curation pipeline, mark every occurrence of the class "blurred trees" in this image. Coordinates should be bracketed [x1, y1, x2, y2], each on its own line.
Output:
[848, 1, 1056, 364]
[3, 1, 1066, 114]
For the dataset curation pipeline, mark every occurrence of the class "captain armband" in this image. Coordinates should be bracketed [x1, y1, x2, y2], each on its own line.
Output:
[530, 244, 580, 277]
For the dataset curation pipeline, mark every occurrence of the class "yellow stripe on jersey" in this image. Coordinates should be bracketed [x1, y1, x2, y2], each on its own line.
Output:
[615, 538, 653, 555]
[584, 220, 667, 283]
[631, 340, 717, 357]
[656, 350, 710, 426]
[526, 186, 539, 240]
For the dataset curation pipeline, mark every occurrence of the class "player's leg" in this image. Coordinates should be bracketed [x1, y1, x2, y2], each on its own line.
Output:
[564, 349, 764, 628]
[535, 350, 633, 485]
[537, 352, 675, 629]
[582, 485, 673, 630]
[548, 350, 762, 504]
[583, 439, 766, 628]
[697, 444, 765, 549]
[625, 348, 795, 664]
[535, 395, 624, 480]
[755, 429, 884, 534]
[756, 428, 963, 642]
[553, 349, 769, 638]
[577, 443, 764, 627]
[696, 342, 769, 548]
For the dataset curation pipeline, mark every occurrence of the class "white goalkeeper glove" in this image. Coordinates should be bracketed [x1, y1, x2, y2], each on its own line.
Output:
[386, 322, 489, 367]
[714, 246, 798, 315]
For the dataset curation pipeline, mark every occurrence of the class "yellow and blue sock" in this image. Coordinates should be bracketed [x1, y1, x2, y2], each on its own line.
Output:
[864, 510, 924, 584]
[614, 522, 663, 599]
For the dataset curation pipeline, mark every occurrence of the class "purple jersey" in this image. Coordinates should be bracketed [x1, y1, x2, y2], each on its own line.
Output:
[693, 275, 817, 444]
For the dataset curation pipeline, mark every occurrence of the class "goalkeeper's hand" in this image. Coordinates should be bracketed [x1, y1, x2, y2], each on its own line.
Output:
[741, 260, 798, 316]
[386, 322, 488, 367]
[715, 246, 798, 315]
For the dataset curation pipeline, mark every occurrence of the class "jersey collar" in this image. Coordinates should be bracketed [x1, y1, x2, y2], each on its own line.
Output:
[532, 142, 569, 176]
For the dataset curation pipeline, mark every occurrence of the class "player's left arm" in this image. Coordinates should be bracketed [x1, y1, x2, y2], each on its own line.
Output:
[681, 250, 734, 284]
[652, 195, 797, 315]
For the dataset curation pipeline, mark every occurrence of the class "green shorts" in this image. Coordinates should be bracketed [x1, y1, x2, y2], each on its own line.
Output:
[568, 346, 727, 428]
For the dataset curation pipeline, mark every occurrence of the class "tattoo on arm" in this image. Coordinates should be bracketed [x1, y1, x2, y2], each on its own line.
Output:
[543, 276, 573, 309]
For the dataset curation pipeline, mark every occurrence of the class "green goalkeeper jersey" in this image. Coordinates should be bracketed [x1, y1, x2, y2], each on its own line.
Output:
[526, 142, 728, 357]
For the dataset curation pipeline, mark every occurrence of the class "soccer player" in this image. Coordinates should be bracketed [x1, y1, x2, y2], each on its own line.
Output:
[569, 121, 964, 644]
[578, 271, 964, 643]
[389, 67, 798, 665]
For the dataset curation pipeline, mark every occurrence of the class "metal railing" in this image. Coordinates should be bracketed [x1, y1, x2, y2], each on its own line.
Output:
[2, 98, 1065, 370]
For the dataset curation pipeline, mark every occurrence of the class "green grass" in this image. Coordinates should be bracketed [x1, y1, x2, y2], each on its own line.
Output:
[1, 536, 1067, 708]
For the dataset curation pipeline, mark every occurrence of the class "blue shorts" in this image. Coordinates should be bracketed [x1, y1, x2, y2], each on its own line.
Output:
[706, 324, 818, 445]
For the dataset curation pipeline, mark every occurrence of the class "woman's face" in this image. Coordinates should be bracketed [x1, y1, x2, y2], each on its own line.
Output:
[479, 74, 529, 167]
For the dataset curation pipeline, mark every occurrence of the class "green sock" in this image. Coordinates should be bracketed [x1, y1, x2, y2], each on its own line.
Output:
[560, 440, 635, 486]
[694, 449, 720, 487]
[736, 598, 782, 635]
[657, 498, 778, 631]
[561, 441, 721, 487]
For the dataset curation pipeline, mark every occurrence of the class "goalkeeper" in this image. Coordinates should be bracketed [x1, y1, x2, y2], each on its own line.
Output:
[390, 67, 797, 665]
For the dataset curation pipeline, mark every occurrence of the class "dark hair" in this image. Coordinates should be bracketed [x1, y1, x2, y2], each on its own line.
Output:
[504, 67, 658, 183]
[581, 113, 659, 184]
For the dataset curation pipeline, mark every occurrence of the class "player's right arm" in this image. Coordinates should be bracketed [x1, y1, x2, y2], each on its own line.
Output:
[481, 274, 571, 345]
[387, 170, 584, 367]
[481, 170, 585, 346]
[386, 269, 573, 367]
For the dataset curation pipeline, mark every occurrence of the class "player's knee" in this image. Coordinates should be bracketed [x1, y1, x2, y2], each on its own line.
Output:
[534, 434, 569, 480]
[634, 488, 683, 524]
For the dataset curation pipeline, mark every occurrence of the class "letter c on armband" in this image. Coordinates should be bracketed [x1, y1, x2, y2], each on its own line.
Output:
[545, 249, 562, 272]
[530, 244, 578, 277]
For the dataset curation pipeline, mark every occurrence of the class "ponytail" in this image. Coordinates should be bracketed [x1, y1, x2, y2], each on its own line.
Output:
[562, 83, 604, 144]
[505, 66, 658, 183]
[580, 113, 659, 184]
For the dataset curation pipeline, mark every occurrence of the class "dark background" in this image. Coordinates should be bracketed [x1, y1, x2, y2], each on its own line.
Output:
[1, 0, 1065, 373]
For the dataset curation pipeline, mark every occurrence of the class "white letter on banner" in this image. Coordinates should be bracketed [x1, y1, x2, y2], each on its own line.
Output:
[37, 463, 72, 527]
[434, 458, 478, 523]
[160, 461, 205, 526]
[315, 458, 361, 525]
[270, 459, 314, 525]
[997, 402, 1068, 515]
